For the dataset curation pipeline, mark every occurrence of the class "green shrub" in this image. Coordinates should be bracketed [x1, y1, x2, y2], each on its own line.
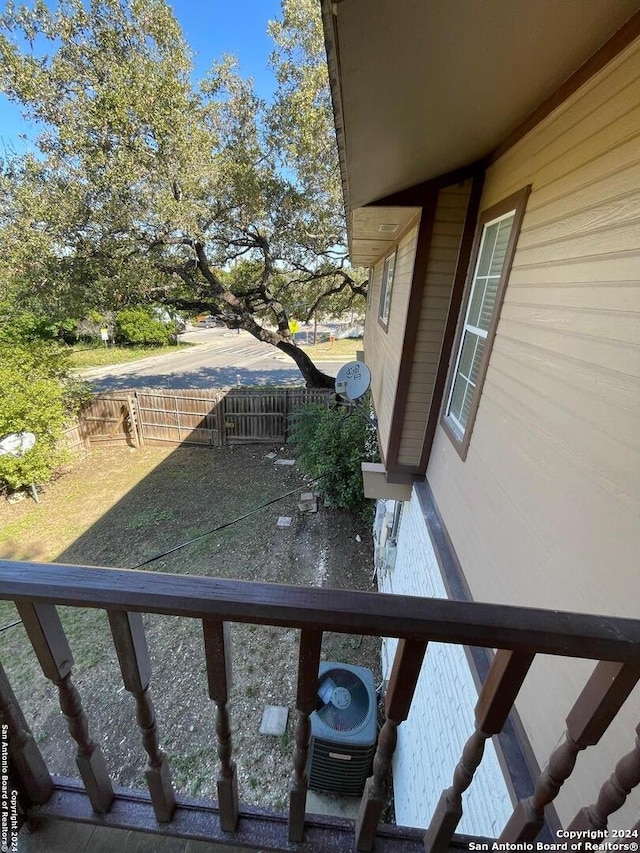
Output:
[288, 400, 378, 511]
[115, 307, 172, 346]
[0, 341, 75, 491]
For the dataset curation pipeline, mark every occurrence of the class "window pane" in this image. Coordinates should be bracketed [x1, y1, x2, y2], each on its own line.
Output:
[457, 330, 477, 379]
[444, 188, 530, 448]
[478, 278, 498, 332]
[449, 373, 468, 428]
[469, 334, 485, 386]
[448, 331, 485, 431]
[378, 253, 396, 324]
[488, 214, 514, 277]
[469, 214, 515, 331]
[467, 275, 486, 328]
[476, 222, 499, 277]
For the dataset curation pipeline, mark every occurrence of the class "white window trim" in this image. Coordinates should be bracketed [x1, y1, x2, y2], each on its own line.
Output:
[445, 209, 515, 436]
[378, 250, 397, 329]
[441, 185, 530, 460]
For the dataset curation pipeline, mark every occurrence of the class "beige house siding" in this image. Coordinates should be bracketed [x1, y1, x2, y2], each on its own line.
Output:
[427, 38, 640, 825]
[363, 218, 420, 462]
[397, 181, 472, 467]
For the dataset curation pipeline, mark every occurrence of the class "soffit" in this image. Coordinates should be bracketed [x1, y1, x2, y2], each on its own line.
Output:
[328, 0, 640, 210]
[350, 206, 420, 266]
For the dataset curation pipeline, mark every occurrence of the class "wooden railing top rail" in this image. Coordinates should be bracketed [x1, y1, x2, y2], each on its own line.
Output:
[2, 560, 640, 662]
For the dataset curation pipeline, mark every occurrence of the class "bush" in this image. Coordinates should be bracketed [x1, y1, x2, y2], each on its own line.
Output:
[115, 307, 172, 346]
[0, 341, 75, 491]
[288, 400, 378, 511]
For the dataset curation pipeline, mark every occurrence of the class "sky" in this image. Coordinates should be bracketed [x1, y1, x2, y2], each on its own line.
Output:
[0, 0, 283, 154]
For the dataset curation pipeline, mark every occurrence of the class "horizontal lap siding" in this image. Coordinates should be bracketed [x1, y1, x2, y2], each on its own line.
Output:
[398, 182, 471, 466]
[427, 38, 640, 827]
[364, 221, 420, 461]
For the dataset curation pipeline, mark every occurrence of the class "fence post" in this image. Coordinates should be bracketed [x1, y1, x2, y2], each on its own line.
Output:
[219, 393, 226, 447]
[126, 396, 140, 448]
[131, 392, 144, 446]
[284, 389, 290, 442]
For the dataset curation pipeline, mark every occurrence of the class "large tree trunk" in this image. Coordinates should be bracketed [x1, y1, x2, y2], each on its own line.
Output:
[276, 340, 335, 388]
[164, 255, 338, 388]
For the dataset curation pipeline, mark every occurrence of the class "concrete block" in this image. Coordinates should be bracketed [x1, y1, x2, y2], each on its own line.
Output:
[259, 705, 289, 735]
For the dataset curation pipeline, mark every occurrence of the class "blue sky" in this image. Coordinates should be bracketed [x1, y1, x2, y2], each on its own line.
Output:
[0, 0, 283, 153]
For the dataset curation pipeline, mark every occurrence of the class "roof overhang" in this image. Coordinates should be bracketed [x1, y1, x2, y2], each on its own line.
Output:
[322, 0, 640, 254]
[350, 206, 420, 267]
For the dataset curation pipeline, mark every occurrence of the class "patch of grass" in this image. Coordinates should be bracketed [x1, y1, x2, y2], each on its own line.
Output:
[171, 748, 217, 792]
[279, 729, 292, 756]
[273, 794, 286, 812]
[68, 342, 193, 369]
[299, 337, 361, 359]
[189, 772, 208, 797]
[126, 507, 173, 530]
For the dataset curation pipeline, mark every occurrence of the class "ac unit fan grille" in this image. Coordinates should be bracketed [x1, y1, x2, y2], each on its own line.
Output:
[316, 667, 370, 732]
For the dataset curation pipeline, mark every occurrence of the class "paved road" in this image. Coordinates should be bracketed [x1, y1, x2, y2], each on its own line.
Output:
[78, 328, 350, 392]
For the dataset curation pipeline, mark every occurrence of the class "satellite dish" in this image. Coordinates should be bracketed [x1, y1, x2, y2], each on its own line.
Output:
[335, 361, 371, 401]
[0, 432, 36, 457]
[0, 432, 39, 503]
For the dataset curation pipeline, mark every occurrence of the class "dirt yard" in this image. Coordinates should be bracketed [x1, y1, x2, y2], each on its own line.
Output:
[0, 443, 380, 813]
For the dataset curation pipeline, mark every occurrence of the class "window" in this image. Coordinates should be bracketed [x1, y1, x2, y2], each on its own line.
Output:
[366, 265, 374, 307]
[443, 186, 530, 457]
[378, 250, 396, 329]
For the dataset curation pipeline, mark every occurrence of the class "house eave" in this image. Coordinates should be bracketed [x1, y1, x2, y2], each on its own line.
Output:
[322, 0, 640, 221]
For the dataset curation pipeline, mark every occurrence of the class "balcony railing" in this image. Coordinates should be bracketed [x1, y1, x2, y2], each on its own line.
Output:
[1, 558, 639, 852]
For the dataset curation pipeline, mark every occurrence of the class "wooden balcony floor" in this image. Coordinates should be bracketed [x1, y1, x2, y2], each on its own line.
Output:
[18, 817, 247, 852]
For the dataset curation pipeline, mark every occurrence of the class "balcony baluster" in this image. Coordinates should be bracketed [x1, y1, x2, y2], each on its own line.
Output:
[202, 618, 238, 832]
[568, 721, 640, 833]
[356, 638, 428, 852]
[0, 661, 53, 805]
[424, 648, 535, 853]
[288, 627, 323, 842]
[16, 602, 114, 813]
[500, 660, 640, 842]
[108, 610, 176, 823]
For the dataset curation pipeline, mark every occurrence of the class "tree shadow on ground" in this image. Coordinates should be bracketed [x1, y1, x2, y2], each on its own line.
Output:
[88, 363, 341, 393]
[1, 440, 378, 813]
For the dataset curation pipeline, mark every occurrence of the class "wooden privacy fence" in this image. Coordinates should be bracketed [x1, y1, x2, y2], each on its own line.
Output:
[78, 387, 333, 449]
[60, 421, 91, 453]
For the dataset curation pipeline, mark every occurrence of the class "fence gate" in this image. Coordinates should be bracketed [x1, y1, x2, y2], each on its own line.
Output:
[136, 390, 222, 446]
[80, 393, 139, 447]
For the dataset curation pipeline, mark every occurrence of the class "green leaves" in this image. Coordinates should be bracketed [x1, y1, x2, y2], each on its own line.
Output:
[1, 0, 366, 386]
[115, 306, 173, 346]
[0, 339, 74, 491]
[289, 401, 378, 511]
